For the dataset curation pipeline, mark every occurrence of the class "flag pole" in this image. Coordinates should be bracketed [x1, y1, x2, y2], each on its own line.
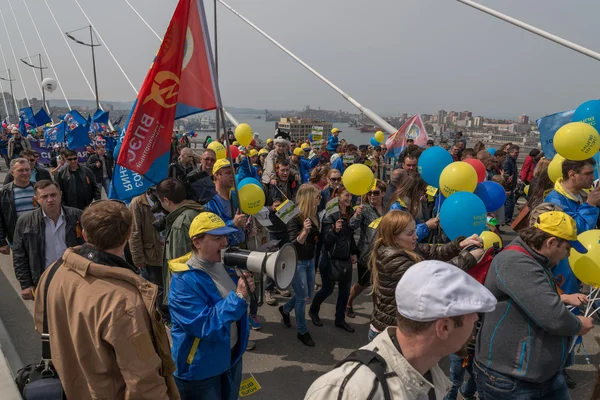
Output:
[216, 0, 397, 135]
[456, 0, 600, 63]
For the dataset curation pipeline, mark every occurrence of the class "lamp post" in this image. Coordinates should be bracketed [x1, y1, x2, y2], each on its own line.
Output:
[66, 25, 101, 110]
[21, 54, 48, 111]
[0, 69, 17, 120]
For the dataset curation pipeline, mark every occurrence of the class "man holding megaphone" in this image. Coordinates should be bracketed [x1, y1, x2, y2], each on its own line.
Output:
[168, 212, 255, 400]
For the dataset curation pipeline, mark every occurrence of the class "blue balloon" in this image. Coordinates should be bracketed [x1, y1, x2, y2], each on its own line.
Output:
[474, 181, 506, 212]
[417, 146, 453, 187]
[440, 192, 487, 240]
[238, 177, 261, 189]
[370, 137, 379, 146]
[488, 148, 496, 155]
[573, 100, 600, 127]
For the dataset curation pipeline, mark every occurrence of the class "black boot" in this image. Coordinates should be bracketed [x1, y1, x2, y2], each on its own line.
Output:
[297, 332, 315, 347]
[279, 306, 291, 327]
[308, 310, 323, 327]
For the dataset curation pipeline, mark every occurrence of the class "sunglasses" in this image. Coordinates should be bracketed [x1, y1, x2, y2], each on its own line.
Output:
[330, 177, 341, 182]
[369, 191, 381, 196]
[67, 157, 78, 161]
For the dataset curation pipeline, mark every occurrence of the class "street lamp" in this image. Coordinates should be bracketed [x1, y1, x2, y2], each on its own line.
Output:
[21, 54, 48, 112]
[65, 25, 101, 110]
[0, 69, 17, 121]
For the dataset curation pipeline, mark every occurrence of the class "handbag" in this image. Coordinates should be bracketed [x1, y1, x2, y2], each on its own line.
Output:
[15, 259, 66, 399]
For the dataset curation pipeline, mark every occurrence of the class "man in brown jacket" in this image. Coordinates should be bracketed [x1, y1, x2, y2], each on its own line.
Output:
[34, 200, 179, 399]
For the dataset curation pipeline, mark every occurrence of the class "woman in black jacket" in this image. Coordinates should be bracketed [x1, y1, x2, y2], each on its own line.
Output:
[309, 184, 358, 333]
[280, 184, 320, 346]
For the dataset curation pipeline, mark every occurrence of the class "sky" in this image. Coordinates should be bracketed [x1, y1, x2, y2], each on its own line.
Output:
[0, 0, 598, 119]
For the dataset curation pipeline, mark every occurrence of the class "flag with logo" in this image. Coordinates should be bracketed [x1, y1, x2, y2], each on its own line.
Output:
[536, 109, 574, 159]
[62, 110, 88, 131]
[117, 0, 221, 184]
[44, 121, 66, 144]
[385, 114, 428, 159]
[19, 107, 36, 127]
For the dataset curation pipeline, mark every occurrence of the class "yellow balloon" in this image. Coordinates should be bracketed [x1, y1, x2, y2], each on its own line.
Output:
[548, 154, 565, 183]
[235, 123, 253, 147]
[207, 141, 226, 160]
[238, 184, 265, 215]
[374, 130, 384, 143]
[480, 231, 503, 250]
[568, 229, 600, 287]
[342, 164, 375, 196]
[554, 122, 600, 161]
[439, 162, 477, 198]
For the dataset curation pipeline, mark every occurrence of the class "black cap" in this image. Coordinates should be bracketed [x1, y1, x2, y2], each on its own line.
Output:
[359, 145, 368, 151]
[374, 145, 382, 151]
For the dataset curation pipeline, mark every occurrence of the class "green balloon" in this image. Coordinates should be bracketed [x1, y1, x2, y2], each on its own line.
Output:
[207, 138, 213, 144]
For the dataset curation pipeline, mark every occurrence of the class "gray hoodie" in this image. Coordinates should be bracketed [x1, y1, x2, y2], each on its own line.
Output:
[475, 237, 582, 383]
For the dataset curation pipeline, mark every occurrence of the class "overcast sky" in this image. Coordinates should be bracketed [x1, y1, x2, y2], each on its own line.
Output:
[0, 0, 598, 119]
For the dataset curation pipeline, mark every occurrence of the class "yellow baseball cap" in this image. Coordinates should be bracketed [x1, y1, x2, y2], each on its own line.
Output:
[534, 211, 587, 253]
[293, 147, 304, 156]
[189, 212, 237, 238]
[248, 149, 258, 157]
[258, 148, 269, 156]
[266, 138, 273, 143]
[213, 158, 231, 175]
[232, 141, 239, 146]
[301, 143, 310, 150]
[331, 128, 341, 134]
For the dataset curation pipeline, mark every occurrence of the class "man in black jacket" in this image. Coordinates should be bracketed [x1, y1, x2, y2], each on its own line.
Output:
[168, 147, 198, 182]
[12, 180, 84, 300]
[503, 144, 520, 223]
[54, 149, 100, 210]
[86, 144, 113, 195]
[3, 149, 51, 184]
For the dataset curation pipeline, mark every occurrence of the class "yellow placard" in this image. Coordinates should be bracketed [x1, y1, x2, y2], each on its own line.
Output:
[426, 185, 438, 197]
[239, 376, 262, 397]
[369, 217, 383, 229]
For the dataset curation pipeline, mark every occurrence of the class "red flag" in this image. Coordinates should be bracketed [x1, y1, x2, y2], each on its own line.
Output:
[118, 0, 221, 175]
[385, 114, 429, 158]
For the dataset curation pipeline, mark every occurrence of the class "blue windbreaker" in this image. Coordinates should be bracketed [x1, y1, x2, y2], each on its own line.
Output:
[236, 158, 259, 183]
[169, 254, 250, 381]
[299, 156, 320, 184]
[205, 192, 246, 246]
[389, 199, 430, 242]
[327, 134, 338, 152]
[545, 179, 599, 295]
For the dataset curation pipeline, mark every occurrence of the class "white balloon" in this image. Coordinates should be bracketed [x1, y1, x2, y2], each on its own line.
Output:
[41, 77, 57, 93]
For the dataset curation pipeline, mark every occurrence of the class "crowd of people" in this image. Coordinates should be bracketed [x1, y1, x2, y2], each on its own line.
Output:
[0, 123, 597, 400]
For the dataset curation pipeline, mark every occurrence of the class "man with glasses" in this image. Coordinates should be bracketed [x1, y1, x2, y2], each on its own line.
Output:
[3, 150, 51, 184]
[0, 158, 38, 255]
[7, 128, 31, 160]
[200, 148, 217, 177]
[54, 149, 100, 210]
[319, 169, 342, 211]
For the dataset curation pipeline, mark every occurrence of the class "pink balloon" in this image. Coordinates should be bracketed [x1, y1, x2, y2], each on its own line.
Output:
[463, 159, 486, 183]
[228, 145, 240, 159]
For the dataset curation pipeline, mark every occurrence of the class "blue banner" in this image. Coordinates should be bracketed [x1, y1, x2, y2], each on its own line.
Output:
[19, 107, 36, 127]
[34, 108, 52, 127]
[19, 116, 27, 136]
[67, 123, 91, 149]
[30, 138, 87, 164]
[63, 110, 87, 131]
[44, 121, 66, 144]
[92, 109, 109, 125]
[537, 109, 575, 158]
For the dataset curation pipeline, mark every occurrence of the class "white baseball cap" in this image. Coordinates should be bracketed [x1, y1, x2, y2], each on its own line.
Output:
[395, 260, 497, 322]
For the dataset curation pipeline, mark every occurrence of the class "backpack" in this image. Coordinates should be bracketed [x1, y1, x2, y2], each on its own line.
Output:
[465, 244, 533, 285]
[334, 349, 392, 400]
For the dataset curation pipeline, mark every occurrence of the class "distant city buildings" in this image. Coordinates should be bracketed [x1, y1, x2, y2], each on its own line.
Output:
[518, 114, 529, 124]
[277, 117, 333, 142]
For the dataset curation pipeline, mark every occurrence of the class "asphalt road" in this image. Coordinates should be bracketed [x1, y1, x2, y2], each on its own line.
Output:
[0, 168, 598, 399]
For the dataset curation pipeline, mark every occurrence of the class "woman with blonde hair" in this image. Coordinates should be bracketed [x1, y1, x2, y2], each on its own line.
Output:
[368, 210, 483, 342]
[280, 184, 321, 346]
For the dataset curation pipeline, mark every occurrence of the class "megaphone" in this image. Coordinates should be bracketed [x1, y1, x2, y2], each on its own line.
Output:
[223, 243, 297, 292]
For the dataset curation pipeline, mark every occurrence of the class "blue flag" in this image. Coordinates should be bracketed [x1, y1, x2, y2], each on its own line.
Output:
[19, 107, 36, 127]
[67, 123, 91, 149]
[536, 109, 575, 159]
[44, 121, 66, 144]
[92, 109, 109, 125]
[109, 100, 164, 202]
[34, 108, 52, 127]
[19, 115, 27, 136]
[63, 110, 87, 131]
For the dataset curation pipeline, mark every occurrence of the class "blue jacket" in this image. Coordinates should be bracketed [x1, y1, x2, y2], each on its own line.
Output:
[169, 254, 249, 381]
[327, 134, 338, 152]
[389, 199, 430, 242]
[545, 179, 599, 294]
[236, 158, 259, 183]
[331, 157, 345, 174]
[299, 156, 320, 184]
[205, 193, 246, 246]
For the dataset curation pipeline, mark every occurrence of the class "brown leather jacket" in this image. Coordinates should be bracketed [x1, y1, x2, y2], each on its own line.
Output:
[371, 239, 476, 332]
[34, 246, 179, 400]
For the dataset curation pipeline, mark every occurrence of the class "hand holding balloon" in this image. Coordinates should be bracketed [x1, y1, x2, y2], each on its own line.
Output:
[459, 234, 483, 249]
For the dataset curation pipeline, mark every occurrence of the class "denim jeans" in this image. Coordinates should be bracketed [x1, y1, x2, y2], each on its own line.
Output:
[367, 327, 380, 343]
[445, 354, 476, 400]
[474, 361, 571, 400]
[175, 358, 243, 400]
[283, 259, 315, 334]
[309, 257, 351, 324]
[102, 177, 111, 196]
[504, 191, 516, 223]
[266, 231, 290, 291]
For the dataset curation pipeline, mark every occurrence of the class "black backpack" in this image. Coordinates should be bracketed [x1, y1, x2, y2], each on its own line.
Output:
[334, 349, 392, 400]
